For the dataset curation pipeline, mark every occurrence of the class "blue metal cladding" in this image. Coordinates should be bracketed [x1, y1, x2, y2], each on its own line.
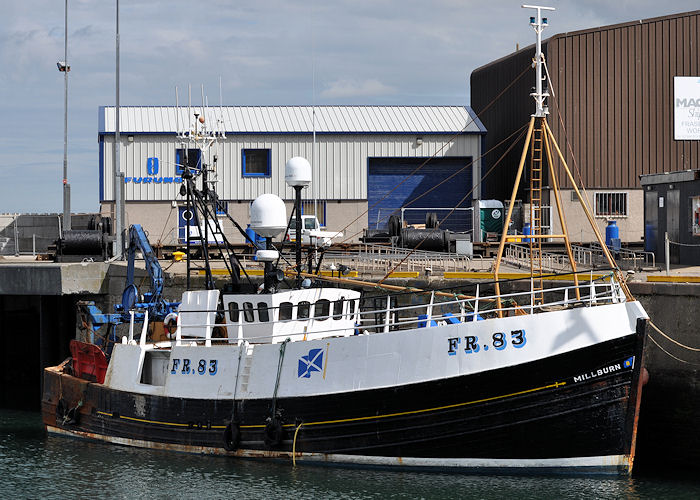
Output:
[367, 157, 473, 231]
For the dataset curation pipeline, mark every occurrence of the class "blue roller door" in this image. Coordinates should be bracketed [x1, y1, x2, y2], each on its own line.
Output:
[368, 157, 472, 231]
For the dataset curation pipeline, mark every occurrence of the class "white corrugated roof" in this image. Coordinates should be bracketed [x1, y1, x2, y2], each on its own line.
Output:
[99, 106, 485, 134]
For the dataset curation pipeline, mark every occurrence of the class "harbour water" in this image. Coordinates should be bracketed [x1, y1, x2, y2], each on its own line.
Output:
[2, 410, 700, 499]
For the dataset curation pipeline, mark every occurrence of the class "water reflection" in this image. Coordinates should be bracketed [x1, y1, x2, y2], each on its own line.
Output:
[2, 410, 700, 499]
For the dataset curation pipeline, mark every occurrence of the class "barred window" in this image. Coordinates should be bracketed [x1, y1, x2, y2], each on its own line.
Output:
[595, 192, 627, 217]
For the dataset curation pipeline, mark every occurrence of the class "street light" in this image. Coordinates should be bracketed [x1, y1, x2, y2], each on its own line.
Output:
[59, 0, 71, 232]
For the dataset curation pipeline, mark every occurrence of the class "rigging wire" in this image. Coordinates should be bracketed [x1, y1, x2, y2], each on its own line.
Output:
[336, 121, 532, 245]
[377, 124, 530, 284]
[543, 56, 592, 211]
[331, 63, 533, 242]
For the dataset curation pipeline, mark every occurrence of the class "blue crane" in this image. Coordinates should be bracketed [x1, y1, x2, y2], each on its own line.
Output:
[78, 224, 180, 348]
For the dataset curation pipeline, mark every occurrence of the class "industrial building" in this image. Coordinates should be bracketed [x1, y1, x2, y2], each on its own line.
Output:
[98, 106, 485, 245]
[471, 10, 700, 245]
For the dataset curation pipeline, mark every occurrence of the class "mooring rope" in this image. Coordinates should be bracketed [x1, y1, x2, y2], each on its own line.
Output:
[292, 422, 304, 467]
[647, 320, 700, 366]
[647, 334, 700, 366]
[649, 320, 700, 352]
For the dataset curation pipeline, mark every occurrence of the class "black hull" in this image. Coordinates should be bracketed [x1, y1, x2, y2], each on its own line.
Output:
[42, 322, 646, 473]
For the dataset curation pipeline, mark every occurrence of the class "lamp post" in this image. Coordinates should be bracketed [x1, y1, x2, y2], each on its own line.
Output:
[58, 0, 71, 233]
[113, 0, 125, 258]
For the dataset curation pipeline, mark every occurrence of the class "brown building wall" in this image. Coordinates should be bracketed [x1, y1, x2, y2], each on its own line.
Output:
[471, 10, 700, 199]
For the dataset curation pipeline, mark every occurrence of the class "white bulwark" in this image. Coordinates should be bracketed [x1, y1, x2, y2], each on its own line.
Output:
[99, 105, 485, 244]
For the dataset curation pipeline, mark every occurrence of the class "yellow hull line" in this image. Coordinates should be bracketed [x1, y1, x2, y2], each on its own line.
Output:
[96, 410, 226, 429]
[241, 381, 567, 429]
[95, 380, 566, 431]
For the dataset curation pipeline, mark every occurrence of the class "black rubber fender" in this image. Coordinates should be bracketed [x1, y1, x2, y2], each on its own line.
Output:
[223, 422, 240, 451]
[264, 417, 284, 448]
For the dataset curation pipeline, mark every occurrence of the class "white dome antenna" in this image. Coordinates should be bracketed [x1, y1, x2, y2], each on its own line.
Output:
[285, 157, 312, 187]
[250, 194, 287, 238]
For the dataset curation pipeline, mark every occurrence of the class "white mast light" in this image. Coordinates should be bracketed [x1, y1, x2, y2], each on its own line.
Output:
[522, 4, 555, 118]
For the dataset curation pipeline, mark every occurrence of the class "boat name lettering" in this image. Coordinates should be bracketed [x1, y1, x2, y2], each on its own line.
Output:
[572, 357, 634, 383]
[447, 330, 527, 355]
[170, 358, 218, 376]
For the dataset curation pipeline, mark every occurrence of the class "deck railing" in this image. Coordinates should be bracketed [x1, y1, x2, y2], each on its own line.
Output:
[125, 273, 625, 346]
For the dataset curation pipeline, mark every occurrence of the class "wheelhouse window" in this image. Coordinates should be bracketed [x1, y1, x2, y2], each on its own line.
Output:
[243, 302, 255, 323]
[257, 302, 269, 322]
[279, 302, 293, 321]
[175, 148, 202, 175]
[595, 192, 628, 217]
[297, 301, 310, 320]
[228, 302, 239, 322]
[332, 298, 344, 320]
[242, 149, 271, 177]
[314, 299, 330, 321]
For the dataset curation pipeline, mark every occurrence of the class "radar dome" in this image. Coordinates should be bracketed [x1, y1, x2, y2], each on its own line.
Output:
[250, 194, 287, 237]
[285, 157, 312, 187]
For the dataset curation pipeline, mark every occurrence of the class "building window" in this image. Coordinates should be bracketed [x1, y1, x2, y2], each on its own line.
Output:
[595, 192, 628, 217]
[215, 201, 228, 215]
[301, 200, 326, 227]
[242, 149, 271, 177]
[175, 148, 202, 175]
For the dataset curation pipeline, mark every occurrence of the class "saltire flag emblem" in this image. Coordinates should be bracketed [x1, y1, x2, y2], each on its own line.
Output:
[623, 356, 635, 369]
[298, 348, 324, 378]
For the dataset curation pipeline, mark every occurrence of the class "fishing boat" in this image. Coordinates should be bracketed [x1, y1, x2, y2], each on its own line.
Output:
[42, 6, 648, 475]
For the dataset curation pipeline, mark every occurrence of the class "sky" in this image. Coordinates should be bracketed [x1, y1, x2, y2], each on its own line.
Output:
[1, 0, 698, 214]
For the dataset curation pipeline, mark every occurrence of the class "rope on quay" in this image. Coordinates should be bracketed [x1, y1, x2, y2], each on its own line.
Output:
[648, 320, 700, 366]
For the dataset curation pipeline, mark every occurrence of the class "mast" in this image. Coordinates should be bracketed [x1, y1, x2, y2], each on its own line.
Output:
[493, 6, 632, 315]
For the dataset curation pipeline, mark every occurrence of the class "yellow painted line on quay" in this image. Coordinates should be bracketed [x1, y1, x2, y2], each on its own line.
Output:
[198, 269, 359, 278]
[443, 272, 608, 281]
[383, 271, 420, 278]
[647, 275, 700, 283]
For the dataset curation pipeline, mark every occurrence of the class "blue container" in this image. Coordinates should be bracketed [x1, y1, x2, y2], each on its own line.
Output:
[245, 224, 257, 247]
[523, 223, 531, 243]
[605, 220, 619, 246]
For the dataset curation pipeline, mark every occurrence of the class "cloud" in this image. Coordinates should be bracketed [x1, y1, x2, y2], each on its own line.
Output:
[1, 0, 700, 212]
[321, 79, 396, 99]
